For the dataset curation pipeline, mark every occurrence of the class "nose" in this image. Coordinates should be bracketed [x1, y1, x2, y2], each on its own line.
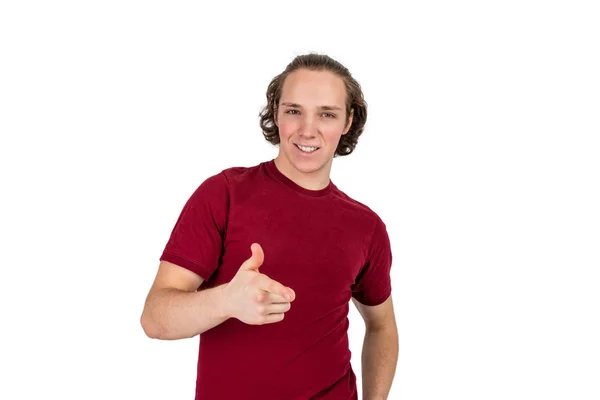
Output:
[298, 115, 318, 137]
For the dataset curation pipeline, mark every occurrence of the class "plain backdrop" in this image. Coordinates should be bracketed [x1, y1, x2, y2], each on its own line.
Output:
[1, 1, 599, 399]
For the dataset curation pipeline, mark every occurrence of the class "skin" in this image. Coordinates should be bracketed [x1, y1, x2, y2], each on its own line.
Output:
[141, 66, 397, 399]
[140, 245, 295, 340]
[274, 68, 398, 399]
[273, 68, 353, 191]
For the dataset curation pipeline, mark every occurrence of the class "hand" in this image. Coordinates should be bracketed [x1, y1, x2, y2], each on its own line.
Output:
[222, 243, 296, 325]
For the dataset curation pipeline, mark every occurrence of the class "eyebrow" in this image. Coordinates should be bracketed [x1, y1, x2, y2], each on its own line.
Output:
[280, 102, 343, 111]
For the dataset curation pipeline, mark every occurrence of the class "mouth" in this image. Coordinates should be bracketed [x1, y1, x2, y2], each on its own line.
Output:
[294, 143, 320, 154]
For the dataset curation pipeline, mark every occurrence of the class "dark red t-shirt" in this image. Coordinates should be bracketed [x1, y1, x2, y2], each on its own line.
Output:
[160, 158, 393, 399]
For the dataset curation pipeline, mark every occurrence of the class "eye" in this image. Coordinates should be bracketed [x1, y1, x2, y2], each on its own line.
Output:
[322, 112, 336, 118]
[286, 109, 300, 115]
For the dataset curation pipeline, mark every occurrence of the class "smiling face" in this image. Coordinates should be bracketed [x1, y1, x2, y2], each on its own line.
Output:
[274, 68, 354, 189]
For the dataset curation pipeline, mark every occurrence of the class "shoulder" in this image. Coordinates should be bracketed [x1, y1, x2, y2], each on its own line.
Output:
[195, 161, 262, 190]
[219, 160, 265, 185]
[187, 161, 268, 205]
[331, 185, 385, 228]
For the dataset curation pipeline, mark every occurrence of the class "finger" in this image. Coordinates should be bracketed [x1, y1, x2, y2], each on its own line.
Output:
[255, 291, 288, 303]
[240, 243, 264, 271]
[265, 302, 291, 314]
[255, 290, 289, 303]
[259, 276, 294, 301]
[260, 291, 290, 304]
[260, 313, 285, 324]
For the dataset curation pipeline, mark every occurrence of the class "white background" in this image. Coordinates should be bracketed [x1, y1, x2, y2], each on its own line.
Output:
[1, 1, 599, 399]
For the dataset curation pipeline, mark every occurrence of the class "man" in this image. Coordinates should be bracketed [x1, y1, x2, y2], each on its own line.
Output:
[141, 53, 398, 399]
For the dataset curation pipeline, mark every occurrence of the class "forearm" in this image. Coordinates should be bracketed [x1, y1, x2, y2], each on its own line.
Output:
[141, 284, 230, 340]
[361, 325, 399, 400]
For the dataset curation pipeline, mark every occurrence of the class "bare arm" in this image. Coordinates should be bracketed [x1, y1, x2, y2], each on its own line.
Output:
[353, 296, 399, 400]
[141, 244, 295, 340]
[140, 260, 229, 340]
[360, 325, 398, 400]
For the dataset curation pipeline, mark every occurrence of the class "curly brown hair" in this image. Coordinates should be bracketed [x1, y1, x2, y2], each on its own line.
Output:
[259, 53, 368, 157]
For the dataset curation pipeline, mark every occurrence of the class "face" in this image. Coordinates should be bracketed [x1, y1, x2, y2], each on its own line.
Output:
[274, 68, 353, 179]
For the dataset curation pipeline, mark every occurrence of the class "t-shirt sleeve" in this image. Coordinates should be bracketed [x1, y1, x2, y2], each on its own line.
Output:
[159, 171, 229, 282]
[351, 215, 393, 306]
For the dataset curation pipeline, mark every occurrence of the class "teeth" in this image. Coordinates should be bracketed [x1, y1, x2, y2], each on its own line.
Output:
[297, 144, 318, 152]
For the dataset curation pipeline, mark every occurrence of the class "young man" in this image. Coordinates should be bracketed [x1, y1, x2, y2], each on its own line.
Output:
[141, 53, 398, 400]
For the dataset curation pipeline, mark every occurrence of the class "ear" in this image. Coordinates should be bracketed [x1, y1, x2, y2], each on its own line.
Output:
[342, 108, 354, 135]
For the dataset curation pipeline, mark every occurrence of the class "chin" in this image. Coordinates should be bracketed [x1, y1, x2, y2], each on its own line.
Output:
[294, 162, 322, 173]
[288, 152, 324, 172]
[289, 156, 315, 168]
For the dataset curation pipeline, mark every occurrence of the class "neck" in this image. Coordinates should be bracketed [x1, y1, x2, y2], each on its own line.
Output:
[274, 154, 332, 191]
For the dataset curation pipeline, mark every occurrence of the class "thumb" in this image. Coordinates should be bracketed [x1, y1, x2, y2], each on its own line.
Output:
[240, 243, 264, 272]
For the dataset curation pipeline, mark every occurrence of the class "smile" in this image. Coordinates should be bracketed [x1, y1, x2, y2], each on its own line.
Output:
[295, 144, 319, 153]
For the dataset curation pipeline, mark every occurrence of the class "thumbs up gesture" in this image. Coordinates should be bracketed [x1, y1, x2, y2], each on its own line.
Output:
[222, 243, 296, 325]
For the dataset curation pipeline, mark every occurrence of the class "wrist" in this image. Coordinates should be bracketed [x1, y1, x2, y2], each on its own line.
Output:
[216, 283, 231, 320]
